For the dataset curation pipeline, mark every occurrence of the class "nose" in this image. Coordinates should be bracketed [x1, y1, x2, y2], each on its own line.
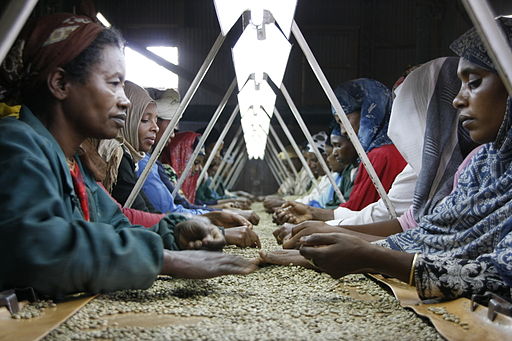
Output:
[118, 88, 131, 111]
[453, 85, 468, 109]
[151, 119, 159, 133]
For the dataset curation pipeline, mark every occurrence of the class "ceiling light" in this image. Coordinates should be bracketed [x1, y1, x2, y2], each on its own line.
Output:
[232, 22, 291, 89]
[237, 78, 276, 118]
[213, 0, 297, 37]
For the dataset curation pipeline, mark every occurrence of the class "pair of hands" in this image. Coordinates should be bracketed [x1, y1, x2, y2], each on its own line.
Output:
[223, 209, 260, 225]
[202, 211, 252, 228]
[273, 201, 313, 225]
[273, 221, 342, 249]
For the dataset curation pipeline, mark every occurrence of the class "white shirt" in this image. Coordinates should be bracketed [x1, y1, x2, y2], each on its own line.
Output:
[327, 164, 416, 226]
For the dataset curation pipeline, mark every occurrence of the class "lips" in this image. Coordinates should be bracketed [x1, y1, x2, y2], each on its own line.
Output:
[459, 114, 475, 129]
[111, 113, 127, 127]
[145, 136, 156, 145]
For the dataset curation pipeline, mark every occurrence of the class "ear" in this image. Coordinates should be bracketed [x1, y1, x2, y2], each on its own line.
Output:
[47, 67, 72, 100]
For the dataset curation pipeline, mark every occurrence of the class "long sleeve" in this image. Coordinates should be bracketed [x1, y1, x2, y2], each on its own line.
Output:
[340, 144, 406, 211]
[112, 153, 157, 212]
[0, 114, 171, 298]
[136, 155, 208, 215]
[414, 254, 511, 300]
[329, 164, 416, 226]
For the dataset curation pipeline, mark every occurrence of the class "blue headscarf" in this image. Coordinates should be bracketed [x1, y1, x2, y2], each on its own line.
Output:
[387, 17, 512, 299]
[333, 78, 393, 153]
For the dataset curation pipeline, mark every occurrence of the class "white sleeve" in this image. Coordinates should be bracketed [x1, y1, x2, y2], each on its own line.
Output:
[327, 164, 417, 225]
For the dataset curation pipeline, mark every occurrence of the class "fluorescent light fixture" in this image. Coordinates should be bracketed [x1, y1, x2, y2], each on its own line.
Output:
[96, 12, 111, 27]
[232, 23, 291, 88]
[125, 46, 179, 89]
[237, 79, 276, 118]
[241, 106, 269, 159]
[213, 0, 249, 36]
[213, 0, 297, 37]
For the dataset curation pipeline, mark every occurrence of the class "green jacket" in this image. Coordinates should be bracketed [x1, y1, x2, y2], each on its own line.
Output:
[0, 107, 181, 298]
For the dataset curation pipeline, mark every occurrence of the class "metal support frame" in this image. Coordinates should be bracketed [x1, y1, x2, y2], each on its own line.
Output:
[0, 0, 38, 64]
[227, 156, 247, 189]
[266, 133, 294, 181]
[197, 105, 240, 186]
[216, 140, 244, 189]
[125, 32, 226, 208]
[268, 124, 298, 178]
[265, 146, 287, 184]
[223, 143, 245, 185]
[172, 79, 237, 197]
[225, 149, 246, 188]
[265, 150, 286, 184]
[280, 84, 346, 203]
[212, 129, 242, 188]
[291, 20, 393, 216]
[273, 108, 319, 189]
[462, 0, 512, 96]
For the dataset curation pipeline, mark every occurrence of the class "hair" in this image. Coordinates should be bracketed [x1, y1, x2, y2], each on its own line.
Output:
[62, 28, 124, 84]
[23, 28, 124, 108]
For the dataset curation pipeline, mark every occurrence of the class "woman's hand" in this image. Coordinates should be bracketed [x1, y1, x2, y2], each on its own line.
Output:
[257, 249, 318, 270]
[298, 233, 375, 278]
[273, 201, 313, 224]
[162, 250, 258, 278]
[272, 223, 296, 244]
[201, 211, 252, 228]
[175, 219, 226, 251]
[282, 221, 344, 249]
[299, 233, 414, 282]
[224, 226, 261, 248]
[223, 209, 260, 225]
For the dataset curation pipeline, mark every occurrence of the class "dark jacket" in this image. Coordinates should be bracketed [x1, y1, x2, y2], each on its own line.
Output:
[0, 107, 180, 298]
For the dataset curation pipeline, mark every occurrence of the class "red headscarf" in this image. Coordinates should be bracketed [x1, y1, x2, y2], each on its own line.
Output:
[162, 131, 201, 203]
[0, 13, 103, 104]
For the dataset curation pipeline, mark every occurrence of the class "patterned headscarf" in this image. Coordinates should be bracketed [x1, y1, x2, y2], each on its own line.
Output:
[449, 16, 512, 72]
[388, 57, 478, 223]
[306, 131, 328, 155]
[333, 78, 393, 153]
[387, 19, 512, 298]
[0, 13, 103, 104]
[162, 131, 202, 203]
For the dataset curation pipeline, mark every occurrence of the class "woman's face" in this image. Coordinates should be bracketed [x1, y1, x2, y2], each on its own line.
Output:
[331, 134, 357, 166]
[138, 102, 159, 153]
[453, 58, 508, 144]
[327, 151, 343, 173]
[64, 45, 130, 139]
[336, 111, 361, 136]
[193, 155, 204, 175]
[304, 151, 325, 177]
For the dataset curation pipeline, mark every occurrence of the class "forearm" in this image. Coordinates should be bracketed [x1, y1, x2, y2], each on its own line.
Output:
[365, 245, 415, 283]
[310, 207, 335, 221]
[339, 219, 402, 237]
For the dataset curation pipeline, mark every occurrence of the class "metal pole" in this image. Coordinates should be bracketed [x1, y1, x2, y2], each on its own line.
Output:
[225, 149, 246, 188]
[172, 79, 237, 197]
[223, 144, 245, 186]
[273, 108, 319, 189]
[265, 156, 282, 184]
[268, 150, 288, 184]
[462, 0, 512, 96]
[266, 134, 293, 181]
[291, 21, 393, 216]
[212, 129, 242, 188]
[197, 105, 239, 186]
[125, 32, 226, 208]
[227, 156, 247, 189]
[0, 0, 39, 64]
[215, 140, 244, 190]
[280, 84, 346, 203]
[269, 124, 298, 178]
[266, 151, 286, 185]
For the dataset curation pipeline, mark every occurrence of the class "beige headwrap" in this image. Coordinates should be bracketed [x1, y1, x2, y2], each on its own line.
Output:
[155, 88, 180, 120]
[97, 80, 155, 192]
